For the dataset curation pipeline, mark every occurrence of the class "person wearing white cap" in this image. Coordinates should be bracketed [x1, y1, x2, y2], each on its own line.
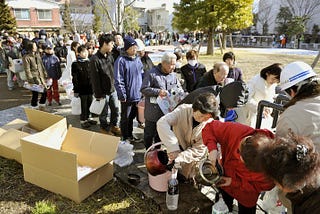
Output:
[276, 61, 320, 151]
[276, 61, 320, 214]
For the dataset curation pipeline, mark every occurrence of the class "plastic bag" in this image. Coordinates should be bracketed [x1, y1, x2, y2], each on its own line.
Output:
[157, 86, 186, 114]
[71, 97, 81, 115]
[23, 82, 45, 93]
[114, 141, 135, 167]
[89, 98, 106, 115]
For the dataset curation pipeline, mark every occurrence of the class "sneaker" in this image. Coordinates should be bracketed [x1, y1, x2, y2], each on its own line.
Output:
[8, 87, 13, 91]
[58, 102, 62, 106]
[38, 105, 46, 111]
[87, 119, 98, 125]
[111, 126, 122, 136]
[81, 121, 91, 129]
[100, 128, 114, 135]
[48, 102, 52, 106]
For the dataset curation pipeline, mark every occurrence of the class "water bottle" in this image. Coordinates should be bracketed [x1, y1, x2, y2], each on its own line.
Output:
[166, 168, 179, 210]
[212, 193, 229, 214]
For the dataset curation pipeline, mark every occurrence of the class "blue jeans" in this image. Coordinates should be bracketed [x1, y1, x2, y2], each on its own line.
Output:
[99, 91, 120, 130]
[120, 101, 138, 140]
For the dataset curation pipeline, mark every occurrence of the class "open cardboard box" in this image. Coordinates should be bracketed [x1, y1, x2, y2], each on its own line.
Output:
[21, 118, 120, 203]
[0, 108, 64, 163]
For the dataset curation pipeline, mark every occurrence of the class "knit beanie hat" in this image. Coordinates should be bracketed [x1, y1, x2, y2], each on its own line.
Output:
[124, 36, 137, 51]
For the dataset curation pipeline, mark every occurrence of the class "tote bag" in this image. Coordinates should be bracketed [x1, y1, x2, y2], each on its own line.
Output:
[89, 98, 106, 115]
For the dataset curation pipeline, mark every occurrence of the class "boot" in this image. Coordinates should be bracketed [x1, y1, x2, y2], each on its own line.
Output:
[110, 126, 122, 136]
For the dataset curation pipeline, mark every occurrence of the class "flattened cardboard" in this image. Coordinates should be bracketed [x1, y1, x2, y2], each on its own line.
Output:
[21, 119, 120, 203]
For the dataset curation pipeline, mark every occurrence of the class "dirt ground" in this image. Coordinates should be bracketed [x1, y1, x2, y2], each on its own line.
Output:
[0, 73, 31, 111]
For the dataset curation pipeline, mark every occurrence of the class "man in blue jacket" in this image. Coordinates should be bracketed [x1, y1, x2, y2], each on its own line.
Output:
[114, 36, 143, 141]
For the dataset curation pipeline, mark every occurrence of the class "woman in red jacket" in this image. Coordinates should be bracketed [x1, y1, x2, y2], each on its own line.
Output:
[202, 121, 275, 214]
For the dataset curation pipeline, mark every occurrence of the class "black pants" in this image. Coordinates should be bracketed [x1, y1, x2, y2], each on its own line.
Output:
[219, 189, 256, 214]
[31, 90, 47, 107]
[144, 119, 160, 149]
[79, 94, 92, 121]
[120, 101, 137, 140]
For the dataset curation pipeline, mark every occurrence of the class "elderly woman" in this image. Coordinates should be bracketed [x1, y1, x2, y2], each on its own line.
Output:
[196, 62, 229, 89]
[157, 93, 219, 180]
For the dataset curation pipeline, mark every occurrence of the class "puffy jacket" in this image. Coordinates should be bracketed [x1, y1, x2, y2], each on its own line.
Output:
[114, 52, 143, 102]
[202, 120, 275, 207]
[90, 51, 115, 98]
[141, 64, 181, 122]
[72, 59, 93, 95]
[42, 54, 61, 80]
[180, 63, 206, 92]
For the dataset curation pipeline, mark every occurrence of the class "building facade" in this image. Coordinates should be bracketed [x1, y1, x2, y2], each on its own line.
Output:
[7, 0, 61, 34]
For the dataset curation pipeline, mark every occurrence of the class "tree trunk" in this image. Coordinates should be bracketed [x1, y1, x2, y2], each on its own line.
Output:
[218, 33, 223, 54]
[207, 28, 214, 55]
[311, 50, 320, 68]
[229, 33, 234, 51]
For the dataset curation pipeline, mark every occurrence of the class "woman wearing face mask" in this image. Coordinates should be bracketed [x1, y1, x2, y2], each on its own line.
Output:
[180, 50, 206, 93]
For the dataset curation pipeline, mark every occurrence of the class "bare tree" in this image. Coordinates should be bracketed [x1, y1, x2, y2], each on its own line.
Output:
[94, 0, 137, 33]
[72, 7, 94, 33]
[256, 0, 275, 34]
[281, 0, 320, 18]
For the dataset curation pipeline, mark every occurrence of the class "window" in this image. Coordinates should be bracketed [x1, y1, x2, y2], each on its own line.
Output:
[37, 9, 52, 21]
[14, 9, 30, 20]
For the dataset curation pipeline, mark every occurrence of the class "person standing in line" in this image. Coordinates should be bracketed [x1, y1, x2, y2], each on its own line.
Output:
[196, 62, 229, 89]
[180, 50, 206, 93]
[65, 41, 79, 81]
[22, 40, 48, 110]
[42, 43, 62, 106]
[90, 34, 121, 136]
[114, 36, 143, 141]
[222, 52, 243, 82]
[112, 33, 123, 63]
[72, 45, 97, 129]
[141, 52, 181, 149]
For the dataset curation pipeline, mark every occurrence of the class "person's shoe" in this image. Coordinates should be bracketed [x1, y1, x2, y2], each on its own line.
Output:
[87, 119, 98, 125]
[48, 102, 52, 106]
[100, 128, 114, 135]
[81, 121, 91, 129]
[111, 126, 121, 136]
[58, 102, 62, 106]
[8, 87, 13, 91]
[38, 104, 46, 112]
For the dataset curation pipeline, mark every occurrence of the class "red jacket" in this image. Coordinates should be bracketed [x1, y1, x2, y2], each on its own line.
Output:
[202, 121, 275, 207]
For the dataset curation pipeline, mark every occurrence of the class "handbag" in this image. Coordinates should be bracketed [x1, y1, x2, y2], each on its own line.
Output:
[89, 98, 106, 115]
[71, 97, 81, 115]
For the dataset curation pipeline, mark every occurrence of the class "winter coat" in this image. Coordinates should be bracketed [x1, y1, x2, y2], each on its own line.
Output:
[90, 51, 115, 98]
[227, 67, 243, 82]
[286, 186, 320, 214]
[276, 96, 320, 152]
[23, 52, 47, 86]
[196, 69, 218, 89]
[72, 59, 93, 95]
[114, 52, 143, 102]
[202, 120, 275, 207]
[157, 104, 213, 178]
[180, 63, 206, 92]
[235, 74, 277, 128]
[141, 64, 182, 122]
[42, 54, 61, 80]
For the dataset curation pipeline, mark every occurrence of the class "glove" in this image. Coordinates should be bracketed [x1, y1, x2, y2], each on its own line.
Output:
[74, 93, 79, 98]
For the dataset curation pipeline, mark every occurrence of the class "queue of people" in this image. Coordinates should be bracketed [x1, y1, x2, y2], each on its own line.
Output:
[1, 29, 319, 214]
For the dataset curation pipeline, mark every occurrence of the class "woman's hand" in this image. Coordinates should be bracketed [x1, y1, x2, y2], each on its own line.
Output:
[208, 150, 218, 164]
[216, 176, 232, 187]
[168, 150, 179, 162]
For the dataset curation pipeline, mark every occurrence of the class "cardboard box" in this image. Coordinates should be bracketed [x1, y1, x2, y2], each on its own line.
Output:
[0, 108, 64, 163]
[21, 119, 120, 203]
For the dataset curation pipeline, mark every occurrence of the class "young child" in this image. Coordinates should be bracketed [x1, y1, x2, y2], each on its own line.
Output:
[71, 45, 97, 128]
[42, 43, 62, 106]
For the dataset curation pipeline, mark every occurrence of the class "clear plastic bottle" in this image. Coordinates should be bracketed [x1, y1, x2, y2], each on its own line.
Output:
[166, 168, 179, 210]
[212, 193, 229, 214]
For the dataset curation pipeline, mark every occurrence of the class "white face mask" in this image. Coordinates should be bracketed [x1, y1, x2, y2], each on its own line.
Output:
[188, 60, 197, 67]
[40, 35, 46, 40]
[176, 61, 182, 68]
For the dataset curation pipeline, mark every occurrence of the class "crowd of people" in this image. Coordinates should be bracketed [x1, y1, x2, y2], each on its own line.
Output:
[0, 29, 319, 214]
